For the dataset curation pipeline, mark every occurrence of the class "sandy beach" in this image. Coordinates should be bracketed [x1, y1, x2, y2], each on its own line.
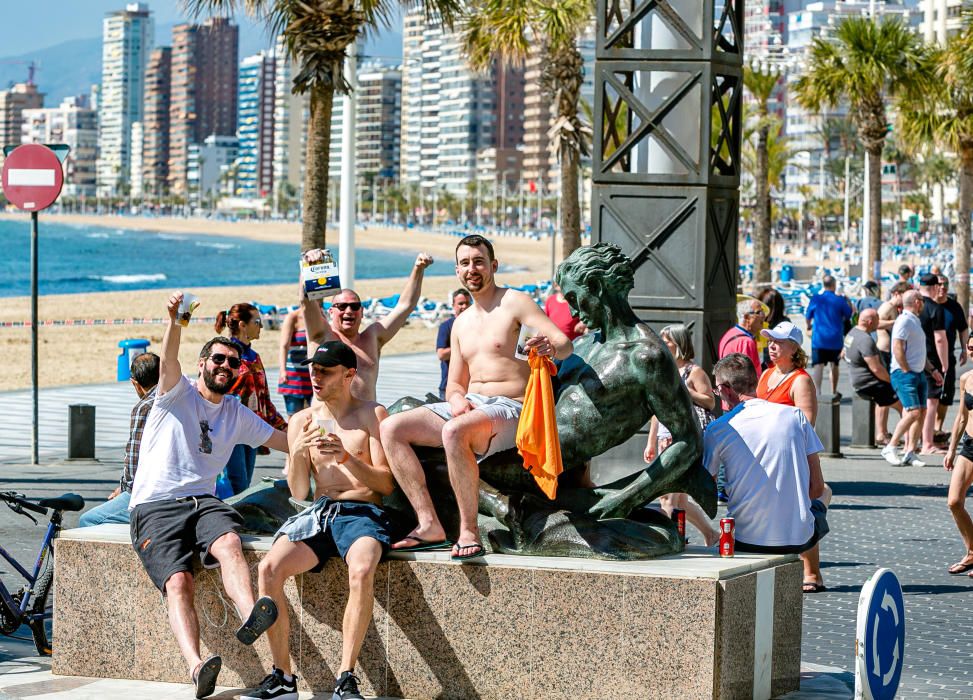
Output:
[0, 214, 559, 391]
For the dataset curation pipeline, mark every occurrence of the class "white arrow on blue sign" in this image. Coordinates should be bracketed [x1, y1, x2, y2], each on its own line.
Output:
[855, 568, 905, 700]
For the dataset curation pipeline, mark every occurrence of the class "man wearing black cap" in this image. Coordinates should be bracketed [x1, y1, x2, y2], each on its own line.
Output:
[919, 273, 949, 454]
[243, 341, 395, 700]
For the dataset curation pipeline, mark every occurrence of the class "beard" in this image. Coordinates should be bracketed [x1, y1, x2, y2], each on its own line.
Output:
[202, 366, 234, 394]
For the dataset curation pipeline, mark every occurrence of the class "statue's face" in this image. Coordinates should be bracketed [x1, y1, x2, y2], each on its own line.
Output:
[559, 277, 601, 329]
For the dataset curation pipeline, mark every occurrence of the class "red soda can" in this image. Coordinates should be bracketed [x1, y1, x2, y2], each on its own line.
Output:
[719, 517, 735, 557]
[671, 508, 686, 541]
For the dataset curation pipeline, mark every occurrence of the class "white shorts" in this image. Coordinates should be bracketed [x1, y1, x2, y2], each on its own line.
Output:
[422, 393, 523, 460]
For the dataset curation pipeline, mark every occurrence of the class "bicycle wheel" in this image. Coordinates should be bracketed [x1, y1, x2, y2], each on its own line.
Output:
[28, 546, 53, 656]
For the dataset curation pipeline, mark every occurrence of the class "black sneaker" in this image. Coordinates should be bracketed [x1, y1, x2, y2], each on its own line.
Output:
[332, 670, 364, 700]
[241, 667, 298, 700]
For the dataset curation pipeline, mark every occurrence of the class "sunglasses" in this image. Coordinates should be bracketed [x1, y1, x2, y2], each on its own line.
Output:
[333, 302, 362, 312]
[208, 353, 241, 369]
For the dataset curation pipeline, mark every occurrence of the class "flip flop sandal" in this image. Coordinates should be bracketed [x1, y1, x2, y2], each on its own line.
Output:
[451, 541, 485, 561]
[193, 655, 221, 699]
[948, 560, 973, 575]
[393, 536, 454, 552]
[802, 580, 826, 594]
[236, 596, 278, 645]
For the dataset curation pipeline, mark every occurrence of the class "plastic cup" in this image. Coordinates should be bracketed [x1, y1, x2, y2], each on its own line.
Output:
[316, 418, 335, 437]
[515, 325, 538, 361]
[177, 292, 199, 327]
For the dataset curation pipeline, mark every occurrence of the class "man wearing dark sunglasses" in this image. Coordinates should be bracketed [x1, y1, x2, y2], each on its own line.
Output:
[127, 291, 291, 698]
[303, 250, 435, 401]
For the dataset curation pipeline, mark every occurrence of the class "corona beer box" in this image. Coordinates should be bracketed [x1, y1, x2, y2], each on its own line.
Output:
[301, 249, 341, 300]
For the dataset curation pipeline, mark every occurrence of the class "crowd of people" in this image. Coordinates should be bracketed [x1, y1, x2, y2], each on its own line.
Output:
[73, 242, 973, 698]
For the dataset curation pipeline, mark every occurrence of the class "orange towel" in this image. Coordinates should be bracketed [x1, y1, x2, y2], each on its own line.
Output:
[516, 350, 564, 499]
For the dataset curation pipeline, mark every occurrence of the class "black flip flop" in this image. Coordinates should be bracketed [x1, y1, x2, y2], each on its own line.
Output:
[193, 655, 221, 699]
[802, 580, 826, 594]
[393, 536, 453, 552]
[451, 541, 485, 561]
[235, 596, 278, 645]
[948, 560, 973, 575]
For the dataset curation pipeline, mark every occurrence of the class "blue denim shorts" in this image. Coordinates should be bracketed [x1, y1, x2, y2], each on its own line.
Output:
[282, 499, 391, 572]
[890, 369, 927, 411]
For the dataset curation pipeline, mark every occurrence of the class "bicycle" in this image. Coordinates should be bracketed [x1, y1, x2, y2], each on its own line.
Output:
[0, 491, 84, 656]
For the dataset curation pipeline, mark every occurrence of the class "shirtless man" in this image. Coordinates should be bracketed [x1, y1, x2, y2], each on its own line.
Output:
[243, 341, 394, 700]
[302, 251, 434, 401]
[380, 235, 573, 560]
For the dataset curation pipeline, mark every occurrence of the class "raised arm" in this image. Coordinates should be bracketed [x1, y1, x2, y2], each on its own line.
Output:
[373, 253, 434, 345]
[158, 292, 185, 395]
[299, 249, 333, 355]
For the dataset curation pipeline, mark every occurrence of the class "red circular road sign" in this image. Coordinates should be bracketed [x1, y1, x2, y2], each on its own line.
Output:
[1, 144, 64, 212]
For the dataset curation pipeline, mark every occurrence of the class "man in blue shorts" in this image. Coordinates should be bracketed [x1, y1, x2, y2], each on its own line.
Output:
[243, 341, 396, 700]
[806, 275, 853, 395]
[884, 291, 943, 466]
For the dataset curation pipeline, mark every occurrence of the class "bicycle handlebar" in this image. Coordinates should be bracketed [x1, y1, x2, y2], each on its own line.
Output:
[0, 492, 48, 515]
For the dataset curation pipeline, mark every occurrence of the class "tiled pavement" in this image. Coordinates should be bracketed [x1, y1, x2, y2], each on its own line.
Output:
[2, 354, 973, 697]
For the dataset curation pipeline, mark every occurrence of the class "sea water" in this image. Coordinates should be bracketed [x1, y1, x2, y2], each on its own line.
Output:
[0, 219, 453, 297]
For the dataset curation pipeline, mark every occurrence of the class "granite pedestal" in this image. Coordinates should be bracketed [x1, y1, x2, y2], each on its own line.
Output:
[52, 524, 802, 699]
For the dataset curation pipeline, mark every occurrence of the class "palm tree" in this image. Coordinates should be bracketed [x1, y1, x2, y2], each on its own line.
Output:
[187, 0, 459, 250]
[898, 23, 973, 309]
[743, 63, 782, 286]
[461, 0, 592, 258]
[794, 17, 926, 281]
[912, 152, 956, 230]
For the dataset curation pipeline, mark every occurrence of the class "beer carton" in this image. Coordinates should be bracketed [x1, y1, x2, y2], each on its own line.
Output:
[301, 249, 341, 300]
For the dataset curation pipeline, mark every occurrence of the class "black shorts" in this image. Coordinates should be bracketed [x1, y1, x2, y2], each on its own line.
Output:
[812, 347, 841, 366]
[959, 434, 973, 464]
[925, 368, 944, 402]
[941, 363, 958, 406]
[282, 500, 392, 573]
[855, 381, 899, 407]
[879, 350, 892, 371]
[130, 496, 243, 592]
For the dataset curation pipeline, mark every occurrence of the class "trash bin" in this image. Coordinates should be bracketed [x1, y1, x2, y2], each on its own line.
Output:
[117, 338, 151, 381]
[780, 264, 794, 283]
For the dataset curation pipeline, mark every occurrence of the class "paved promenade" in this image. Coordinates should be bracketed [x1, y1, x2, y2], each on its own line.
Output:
[1, 353, 972, 697]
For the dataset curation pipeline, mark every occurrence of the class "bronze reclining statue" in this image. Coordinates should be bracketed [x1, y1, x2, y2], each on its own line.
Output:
[233, 243, 715, 560]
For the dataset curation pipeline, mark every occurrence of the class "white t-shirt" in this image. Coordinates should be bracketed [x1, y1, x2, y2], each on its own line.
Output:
[129, 375, 275, 508]
[890, 310, 926, 373]
[703, 398, 823, 547]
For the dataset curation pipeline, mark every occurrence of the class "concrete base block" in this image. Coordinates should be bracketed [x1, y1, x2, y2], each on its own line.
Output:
[53, 525, 803, 699]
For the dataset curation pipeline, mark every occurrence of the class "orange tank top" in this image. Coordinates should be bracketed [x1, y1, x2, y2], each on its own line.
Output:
[757, 367, 809, 406]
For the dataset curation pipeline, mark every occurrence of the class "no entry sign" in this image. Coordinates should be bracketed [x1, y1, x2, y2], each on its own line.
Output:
[1, 144, 64, 211]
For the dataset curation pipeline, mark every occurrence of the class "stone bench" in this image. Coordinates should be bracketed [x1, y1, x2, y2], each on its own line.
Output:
[53, 524, 803, 699]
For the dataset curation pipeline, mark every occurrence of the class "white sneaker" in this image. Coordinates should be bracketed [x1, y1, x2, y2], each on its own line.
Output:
[881, 444, 901, 466]
[901, 451, 925, 467]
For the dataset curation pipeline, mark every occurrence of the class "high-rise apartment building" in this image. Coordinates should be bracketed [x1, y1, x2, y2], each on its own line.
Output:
[921, 0, 965, 44]
[142, 46, 172, 198]
[21, 96, 97, 197]
[272, 37, 308, 201]
[236, 51, 276, 199]
[401, 9, 508, 196]
[0, 82, 44, 161]
[329, 63, 402, 183]
[96, 2, 153, 197]
[521, 29, 595, 193]
[130, 121, 144, 198]
[168, 17, 239, 195]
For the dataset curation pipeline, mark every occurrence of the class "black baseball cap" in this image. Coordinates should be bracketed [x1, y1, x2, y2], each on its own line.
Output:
[300, 341, 357, 369]
[919, 273, 940, 286]
[863, 280, 879, 291]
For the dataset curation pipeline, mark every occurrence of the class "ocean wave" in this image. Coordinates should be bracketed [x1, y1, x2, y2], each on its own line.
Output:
[86, 233, 110, 239]
[157, 234, 186, 241]
[96, 273, 168, 284]
[195, 241, 236, 250]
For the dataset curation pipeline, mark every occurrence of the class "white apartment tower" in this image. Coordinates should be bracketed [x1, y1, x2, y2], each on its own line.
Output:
[96, 2, 154, 197]
[21, 96, 98, 197]
[329, 63, 402, 182]
[272, 36, 308, 201]
[921, 0, 966, 44]
[400, 8, 500, 196]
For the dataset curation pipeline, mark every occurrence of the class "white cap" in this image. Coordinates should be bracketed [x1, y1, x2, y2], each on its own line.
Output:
[760, 321, 803, 346]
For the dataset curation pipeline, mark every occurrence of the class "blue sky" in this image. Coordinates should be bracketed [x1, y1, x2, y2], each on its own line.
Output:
[0, 1, 401, 56]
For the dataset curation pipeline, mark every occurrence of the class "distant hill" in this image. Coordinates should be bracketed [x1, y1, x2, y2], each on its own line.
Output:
[0, 22, 401, 109]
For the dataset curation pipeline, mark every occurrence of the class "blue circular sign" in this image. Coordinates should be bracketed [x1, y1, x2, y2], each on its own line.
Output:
[860, 569, 905, 700]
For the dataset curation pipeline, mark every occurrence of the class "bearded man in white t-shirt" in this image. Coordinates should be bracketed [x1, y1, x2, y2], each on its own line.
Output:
[705, 353, 831, 593]
[128, 291, 290, 699]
